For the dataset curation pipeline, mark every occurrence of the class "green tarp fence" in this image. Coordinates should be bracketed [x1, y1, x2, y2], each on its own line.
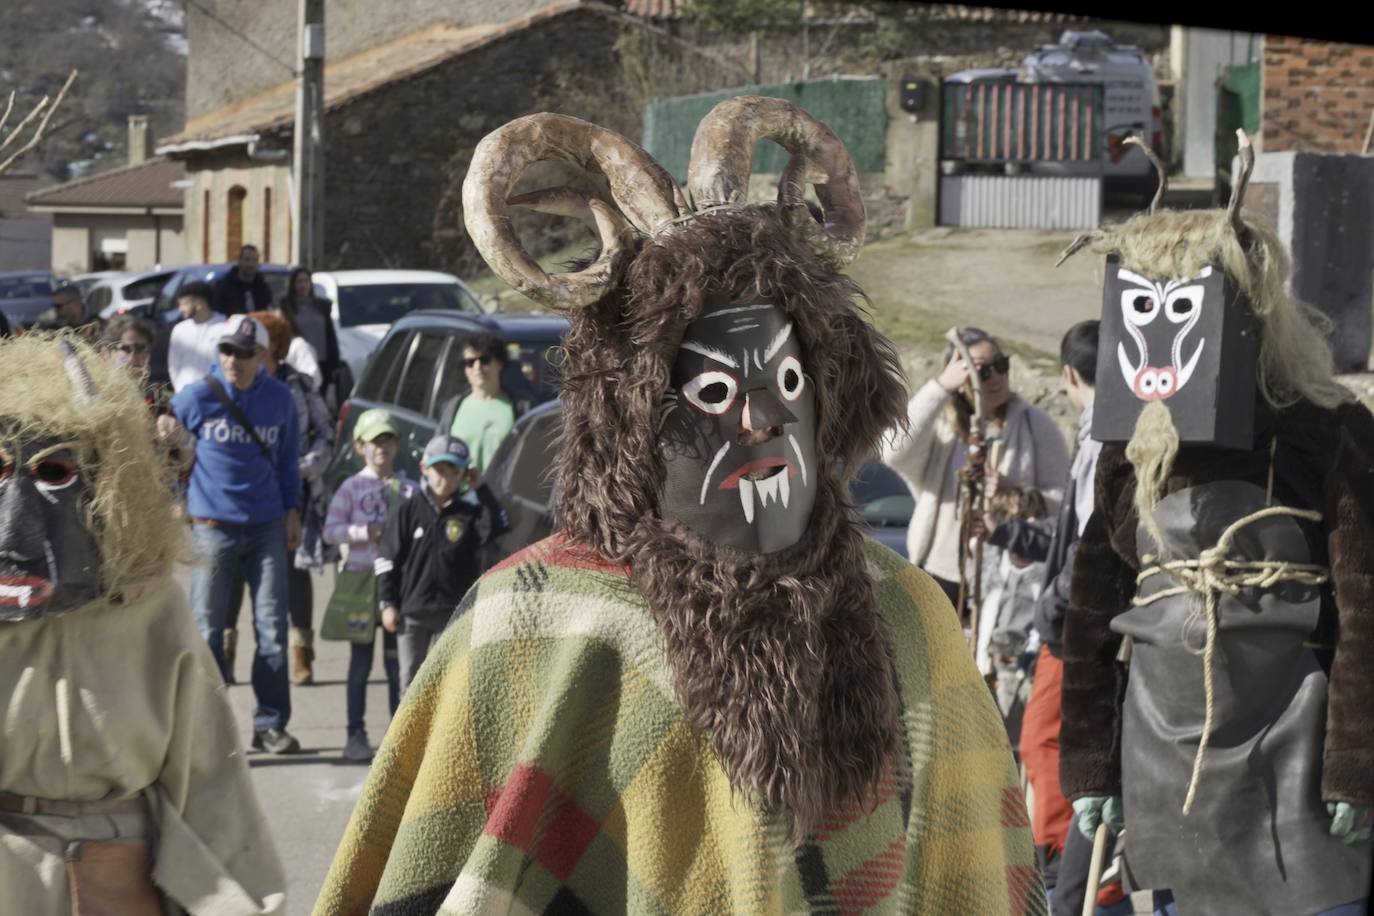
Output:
[643, 76, 887, 182]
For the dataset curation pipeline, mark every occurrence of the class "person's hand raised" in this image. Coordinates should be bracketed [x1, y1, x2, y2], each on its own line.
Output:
[937, 354, 970, 393]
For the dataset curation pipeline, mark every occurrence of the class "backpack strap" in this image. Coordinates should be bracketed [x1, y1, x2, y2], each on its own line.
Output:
[204, 375, 273, 463]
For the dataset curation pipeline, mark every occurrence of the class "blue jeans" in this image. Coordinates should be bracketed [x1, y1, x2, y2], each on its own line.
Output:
[189, 518, 291, 731]
[346, 628, 400, 734]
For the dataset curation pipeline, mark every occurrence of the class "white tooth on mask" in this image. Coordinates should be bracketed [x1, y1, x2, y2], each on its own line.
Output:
[739, 477, 756, 524]
[780, 471, 790, 508]
[758, 473, 779, 508]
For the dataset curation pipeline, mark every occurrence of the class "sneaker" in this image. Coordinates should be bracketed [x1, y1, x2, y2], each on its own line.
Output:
[251, 727, 301, 754]
[343, 730, 374, 763]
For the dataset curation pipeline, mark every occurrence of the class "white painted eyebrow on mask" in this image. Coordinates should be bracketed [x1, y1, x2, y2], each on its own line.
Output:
[763, 322, 793, 364]
[680, 340, 739, 368]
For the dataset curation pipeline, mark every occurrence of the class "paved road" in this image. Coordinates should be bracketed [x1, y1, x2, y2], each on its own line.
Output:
[178, 565, 390, 915]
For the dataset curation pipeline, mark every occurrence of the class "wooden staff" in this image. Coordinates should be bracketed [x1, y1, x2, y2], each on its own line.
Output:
[945, 326, 990, 647]
[1082, 822, 1111, 916]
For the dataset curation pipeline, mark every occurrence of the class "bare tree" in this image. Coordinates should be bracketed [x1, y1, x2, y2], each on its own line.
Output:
[0, 70, 77, 176]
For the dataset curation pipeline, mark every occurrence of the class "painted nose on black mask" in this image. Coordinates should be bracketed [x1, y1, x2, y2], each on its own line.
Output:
[740, 387, 797, 434]
[0, 475, 48, 563]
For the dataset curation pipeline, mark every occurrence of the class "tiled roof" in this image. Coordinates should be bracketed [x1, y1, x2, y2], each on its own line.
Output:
[25, 157, 186, 210]
[163, 1, 609, 146]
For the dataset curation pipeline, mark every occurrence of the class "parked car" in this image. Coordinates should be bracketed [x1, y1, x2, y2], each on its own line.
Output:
[309, 270, 485, 380]
[322, 308, 567, 495]
[69, 271, 125, 298]
[144, 263, 294, 387]
[0, 270, 57, 327]
[480, 400, 915, 559]
[87, 267, 179, 319]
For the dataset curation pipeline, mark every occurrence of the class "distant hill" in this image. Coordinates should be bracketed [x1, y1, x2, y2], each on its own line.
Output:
[0, 0, 185, 181]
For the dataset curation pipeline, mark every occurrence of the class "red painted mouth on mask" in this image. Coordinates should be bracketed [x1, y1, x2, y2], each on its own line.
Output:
[718, 458, 796, 490]
[0, 576, 54, 609]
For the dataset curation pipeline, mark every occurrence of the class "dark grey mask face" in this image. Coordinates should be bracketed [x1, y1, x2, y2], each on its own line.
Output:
[658, 298, 818, 554]
[0, 426, 102, 621]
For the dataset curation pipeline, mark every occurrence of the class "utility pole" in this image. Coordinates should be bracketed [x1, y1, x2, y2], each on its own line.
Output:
[293, 0, 325, 266]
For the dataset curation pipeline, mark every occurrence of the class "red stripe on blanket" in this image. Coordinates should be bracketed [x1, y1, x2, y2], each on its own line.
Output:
[483, 764, 601, 883]
[811, 768, 901, 842]
[1001, 786, 1032, 829]
[1006, 863, 1041, 916]
[490, 533, 630, 577]
[831, 838, 906, 915]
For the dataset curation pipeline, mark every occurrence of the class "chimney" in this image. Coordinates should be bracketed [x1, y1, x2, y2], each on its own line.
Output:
[128, 115, 152, 165]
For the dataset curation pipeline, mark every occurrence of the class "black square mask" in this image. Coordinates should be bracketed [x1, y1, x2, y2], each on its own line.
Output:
[1092, 256, 1260, 449]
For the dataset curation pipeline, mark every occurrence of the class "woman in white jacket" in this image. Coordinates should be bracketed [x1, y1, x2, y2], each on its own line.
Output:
[882, 327, 1069, 611]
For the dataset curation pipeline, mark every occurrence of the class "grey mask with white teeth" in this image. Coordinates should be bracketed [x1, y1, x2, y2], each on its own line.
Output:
[657, 297, 818, 553]
[0, 424, 103, 621]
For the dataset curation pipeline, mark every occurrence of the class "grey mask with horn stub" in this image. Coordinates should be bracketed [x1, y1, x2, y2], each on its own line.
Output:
[0, 341, 103, 620]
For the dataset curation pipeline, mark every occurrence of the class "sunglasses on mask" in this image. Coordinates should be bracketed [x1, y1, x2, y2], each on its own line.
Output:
[463, 355, 493, 368]
[974, 355, 1011, 381]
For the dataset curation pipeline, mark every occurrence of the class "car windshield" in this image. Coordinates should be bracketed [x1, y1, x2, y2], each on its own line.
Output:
[0, 275, 53, 299]
[336, 282, 481, 328]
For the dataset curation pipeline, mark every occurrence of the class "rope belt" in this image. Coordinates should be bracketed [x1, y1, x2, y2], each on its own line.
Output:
[1132, 505, 1329, 816]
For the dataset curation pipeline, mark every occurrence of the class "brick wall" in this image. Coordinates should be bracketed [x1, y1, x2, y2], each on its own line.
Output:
[1262, 35, 1374, 152]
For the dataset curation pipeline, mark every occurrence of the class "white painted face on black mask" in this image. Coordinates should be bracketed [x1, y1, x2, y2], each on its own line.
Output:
[657, 297, 818, 553]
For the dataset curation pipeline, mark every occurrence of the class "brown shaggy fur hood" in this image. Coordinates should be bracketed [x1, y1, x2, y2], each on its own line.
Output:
[554, 206, 910, 840]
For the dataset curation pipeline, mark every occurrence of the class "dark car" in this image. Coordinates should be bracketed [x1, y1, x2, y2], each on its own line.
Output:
[145, 263, 294, 386]
[322, 309, 569, 494]
[481, 400, 914, 561]
[0, 270, 57, 327]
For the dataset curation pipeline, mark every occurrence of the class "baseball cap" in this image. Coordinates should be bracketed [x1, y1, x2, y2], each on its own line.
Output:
[353, 408, 399, 443]
[219, 314, 269, 354]
[422, 434, 470, 470]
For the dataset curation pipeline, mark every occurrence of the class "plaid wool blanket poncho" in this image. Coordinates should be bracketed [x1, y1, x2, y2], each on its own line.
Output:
[314, 534, 1044, 915]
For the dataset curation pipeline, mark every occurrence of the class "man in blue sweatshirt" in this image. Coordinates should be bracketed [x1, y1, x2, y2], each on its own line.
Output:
[171, 313, 303, 754]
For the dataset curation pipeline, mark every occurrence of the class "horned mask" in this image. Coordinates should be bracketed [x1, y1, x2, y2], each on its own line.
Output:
[461, 98, 909, 840]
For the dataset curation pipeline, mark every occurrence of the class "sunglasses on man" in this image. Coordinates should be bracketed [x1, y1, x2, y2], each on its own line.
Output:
[973, 355, 1011, 382]
[110, 342, 150, 356]
[218, 344, 256, 358]
[463, 354, 494, 368]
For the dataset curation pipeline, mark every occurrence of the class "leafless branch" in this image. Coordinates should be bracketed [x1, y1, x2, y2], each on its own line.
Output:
[0, 70, 78, 176]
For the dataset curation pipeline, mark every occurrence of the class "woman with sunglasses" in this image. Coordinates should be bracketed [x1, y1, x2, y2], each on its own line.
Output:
[883, 327, 1070, 618]
[99, 315, 197, 488]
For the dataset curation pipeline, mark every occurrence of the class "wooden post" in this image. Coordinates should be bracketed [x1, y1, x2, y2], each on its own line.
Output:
[293, 0, 325, 266]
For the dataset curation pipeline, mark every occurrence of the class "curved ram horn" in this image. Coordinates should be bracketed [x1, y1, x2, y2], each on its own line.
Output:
[59, 338, 96, 404]
[687, 96, 866, 268]
[462, 114, 683, 310]
[1123, 135, 1168, 214]
[1228, 129, 1256, 239]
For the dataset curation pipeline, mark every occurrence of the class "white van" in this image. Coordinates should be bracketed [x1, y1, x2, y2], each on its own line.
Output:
[1021, 31, 1166, 188]
[944, 31, 1166, 197]
[310, 269, 486, 378]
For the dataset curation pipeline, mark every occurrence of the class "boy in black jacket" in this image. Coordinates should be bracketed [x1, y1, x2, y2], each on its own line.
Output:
[376, 434, 509, 691]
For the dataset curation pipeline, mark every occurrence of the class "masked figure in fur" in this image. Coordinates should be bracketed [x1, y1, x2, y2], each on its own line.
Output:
[315, 97, 1044, 915]
[0, 334, 286, 915]
[1059, 137, 1374, 914]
